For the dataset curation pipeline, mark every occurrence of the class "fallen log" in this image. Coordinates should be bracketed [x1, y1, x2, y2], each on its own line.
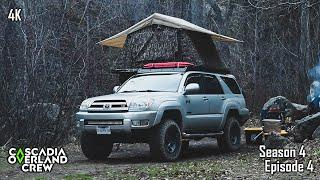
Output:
[291, 103, 308, 120]
[293, 112, 320, 142]
[312, 126, 320, 139]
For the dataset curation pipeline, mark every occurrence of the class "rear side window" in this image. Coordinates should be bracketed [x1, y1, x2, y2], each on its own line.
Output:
[221, 77, 241, 94]
[202, 76, 224, 94]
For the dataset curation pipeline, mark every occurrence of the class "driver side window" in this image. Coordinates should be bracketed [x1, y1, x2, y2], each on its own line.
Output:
[185, 75, 202, 94]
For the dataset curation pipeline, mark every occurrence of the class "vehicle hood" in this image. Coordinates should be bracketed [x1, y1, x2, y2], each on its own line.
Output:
[85, 92, 180, 103]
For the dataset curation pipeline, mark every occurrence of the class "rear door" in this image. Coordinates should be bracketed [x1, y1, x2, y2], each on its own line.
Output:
[184, 74, 210, 132]
[201, 75, 225, 132]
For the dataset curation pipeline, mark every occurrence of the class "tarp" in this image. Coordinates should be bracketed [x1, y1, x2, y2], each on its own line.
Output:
[98, 13, 242, 48]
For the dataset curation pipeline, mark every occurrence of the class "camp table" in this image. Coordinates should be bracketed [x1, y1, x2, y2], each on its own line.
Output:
[244, 127, 289, 145]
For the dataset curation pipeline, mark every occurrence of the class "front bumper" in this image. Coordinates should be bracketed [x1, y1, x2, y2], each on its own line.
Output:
[76, 111, 157, 134]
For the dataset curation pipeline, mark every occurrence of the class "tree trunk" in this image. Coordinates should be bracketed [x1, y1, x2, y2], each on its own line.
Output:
[252, 12, 259, 110]
[318, 3, 320, 54]
[299, 0, 311, 96]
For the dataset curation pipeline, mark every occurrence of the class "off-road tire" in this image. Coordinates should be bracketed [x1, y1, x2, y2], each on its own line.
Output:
[150, 120, 182, 161]
[217, 116, 241, 152]
[80, 133, 113, 160]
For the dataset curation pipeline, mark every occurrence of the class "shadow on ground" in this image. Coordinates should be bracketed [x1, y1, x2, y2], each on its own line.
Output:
[70, 138, 256, 165]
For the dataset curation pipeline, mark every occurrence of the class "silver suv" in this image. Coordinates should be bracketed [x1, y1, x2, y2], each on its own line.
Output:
[76, 67, 249, 161]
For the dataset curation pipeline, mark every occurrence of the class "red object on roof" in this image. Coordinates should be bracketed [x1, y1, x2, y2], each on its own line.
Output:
[144, 62, 194, 69]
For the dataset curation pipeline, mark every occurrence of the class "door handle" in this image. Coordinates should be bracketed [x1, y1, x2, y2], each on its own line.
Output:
[220, 96, 226, 100]
[203, 97, 209, 101]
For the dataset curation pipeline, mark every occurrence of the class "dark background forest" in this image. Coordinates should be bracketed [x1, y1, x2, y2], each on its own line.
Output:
[0, 0, 320, 146]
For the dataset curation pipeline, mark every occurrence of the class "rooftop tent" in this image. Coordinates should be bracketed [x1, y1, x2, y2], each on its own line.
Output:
[98, 13, 242, 47]
[98, 13, 242, 74]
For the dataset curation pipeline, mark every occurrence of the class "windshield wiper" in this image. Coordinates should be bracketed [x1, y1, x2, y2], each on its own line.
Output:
[119, 90, 138, 93]
[120, 90, 165, 93]
[137, 90, 161, 92]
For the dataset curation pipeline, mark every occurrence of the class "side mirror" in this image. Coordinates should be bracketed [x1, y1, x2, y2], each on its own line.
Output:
[184, 83, 200, 95]
[113, 86, 120, 93]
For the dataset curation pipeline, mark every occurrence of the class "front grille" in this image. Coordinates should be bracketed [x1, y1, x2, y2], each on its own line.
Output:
[88, 100, 128, 113]
[93, 100, 126, 103]
[87, 110, 128, 113]
[85, 119, 123, 125]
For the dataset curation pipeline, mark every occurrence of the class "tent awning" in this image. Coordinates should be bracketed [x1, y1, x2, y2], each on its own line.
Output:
[98, 13, 243, 48]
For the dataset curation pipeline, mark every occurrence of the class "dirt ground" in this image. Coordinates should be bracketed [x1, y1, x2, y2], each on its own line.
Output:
[0, 121, 319, 179]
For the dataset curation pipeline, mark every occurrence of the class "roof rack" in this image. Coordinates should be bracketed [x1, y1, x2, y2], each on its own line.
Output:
[111, 68, 138, 73]
[143, 62, 194, 69]
[113, 66, 230, 75]
[138, 67, 187, 74]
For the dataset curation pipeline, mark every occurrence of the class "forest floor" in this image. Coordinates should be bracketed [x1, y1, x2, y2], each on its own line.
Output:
[0, 119, 319, 179]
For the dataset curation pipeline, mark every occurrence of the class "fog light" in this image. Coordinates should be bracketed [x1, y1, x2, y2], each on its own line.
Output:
[76, 121, 80, 127]
[131, 120, 149, 127]
[140, 120, 149, 126]
[77, 119, 84, 127]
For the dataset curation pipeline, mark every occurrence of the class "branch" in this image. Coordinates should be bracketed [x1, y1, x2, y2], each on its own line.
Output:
[247, 0, 303, 10]
[79, 0, 91, 26]
[1, 137, 12, 150]
[308, 1, 320, 8]
[276, 36, 299, 58]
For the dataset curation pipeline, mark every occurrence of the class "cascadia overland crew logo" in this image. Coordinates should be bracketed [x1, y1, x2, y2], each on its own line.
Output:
[7, 147, 68, 172]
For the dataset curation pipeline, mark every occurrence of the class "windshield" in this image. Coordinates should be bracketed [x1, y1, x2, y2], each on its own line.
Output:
[118, 73, 182, 93]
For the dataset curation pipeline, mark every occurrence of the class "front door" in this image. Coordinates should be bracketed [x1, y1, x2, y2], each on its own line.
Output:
[184, 74, 210, 133]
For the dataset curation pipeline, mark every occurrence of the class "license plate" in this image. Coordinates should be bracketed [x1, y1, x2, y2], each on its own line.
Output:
[96, 126, 111, 135]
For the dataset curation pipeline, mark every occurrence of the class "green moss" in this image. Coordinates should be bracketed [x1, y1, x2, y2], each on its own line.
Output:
[0, 149, 12, 173]
[32, 176, 48, 180]
[313, 149, 320, 157]
[104, 160, 221, 179]
[63, 173, 93, 180]
[105, 168, 137, 180]
[0, 159, 11, 173]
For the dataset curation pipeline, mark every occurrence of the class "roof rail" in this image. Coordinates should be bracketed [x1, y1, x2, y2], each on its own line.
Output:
[138, 67, 187, 74]
[113, 66, 230, 75]
[111, 68, 138, 73]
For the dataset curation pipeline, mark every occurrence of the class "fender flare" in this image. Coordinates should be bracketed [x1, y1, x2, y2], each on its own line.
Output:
[153, 101, 185, 126]
[220, 104, 240, 129]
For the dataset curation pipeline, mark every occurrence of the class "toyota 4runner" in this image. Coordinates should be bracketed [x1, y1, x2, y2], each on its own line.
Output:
[76, 62, 249, 161]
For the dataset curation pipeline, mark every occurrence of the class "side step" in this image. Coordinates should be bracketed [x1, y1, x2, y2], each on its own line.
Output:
[182, 131, 224, 139]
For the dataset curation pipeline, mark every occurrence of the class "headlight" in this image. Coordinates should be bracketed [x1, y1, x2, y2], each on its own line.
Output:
[80, 99, 93, 111]
[129, 98, 154, 112]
